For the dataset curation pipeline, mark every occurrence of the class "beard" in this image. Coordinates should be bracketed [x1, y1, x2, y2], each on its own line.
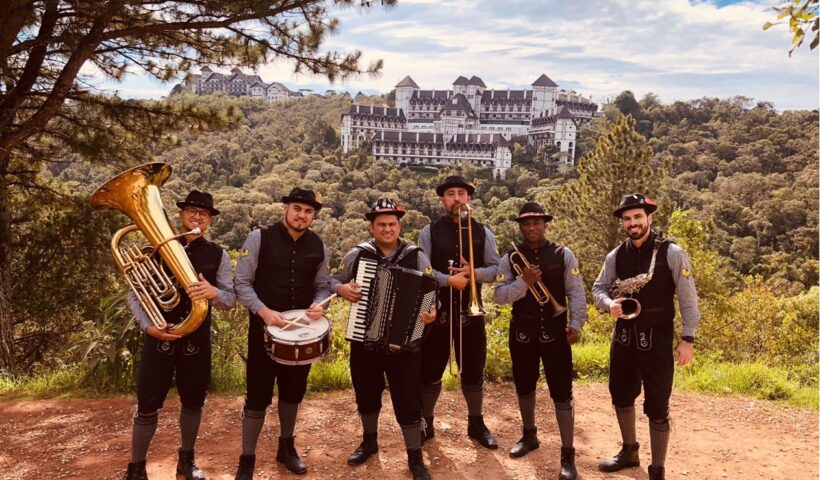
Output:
[627, 223, 649, 240]
[284, 216, 307, 232]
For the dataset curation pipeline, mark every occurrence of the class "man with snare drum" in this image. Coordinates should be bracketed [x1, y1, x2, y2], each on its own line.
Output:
[332, 199, 436, 480]
[234, 187, 331, 478]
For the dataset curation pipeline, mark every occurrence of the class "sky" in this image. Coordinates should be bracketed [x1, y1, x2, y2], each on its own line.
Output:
[100, 0, 819, 111]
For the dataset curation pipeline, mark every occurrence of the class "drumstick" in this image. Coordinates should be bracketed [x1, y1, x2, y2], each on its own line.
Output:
[281, 294, 337, 331]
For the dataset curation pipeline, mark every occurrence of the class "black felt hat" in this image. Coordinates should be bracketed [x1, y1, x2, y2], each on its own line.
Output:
[515, 202, 553, 223]
[282, 187, 323, 211]
[176, 190, 220, 215]
[435, 175, 475, 196]
[365, 198, 406, 221]
[613, 193, 657, 218]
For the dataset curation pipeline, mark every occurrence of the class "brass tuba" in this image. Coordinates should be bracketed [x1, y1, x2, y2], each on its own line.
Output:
[90, 163, 208, 336]
[509, 243, 567, 317]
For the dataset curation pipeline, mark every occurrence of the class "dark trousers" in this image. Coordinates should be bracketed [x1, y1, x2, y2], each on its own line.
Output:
[350, 342, 422, 426]
[609, 320, 674, 421]
[420, 310, 487, 388]
[245, 318, 311, 410]
[509, 317, 573, 402]
[137, 331, 211, 414]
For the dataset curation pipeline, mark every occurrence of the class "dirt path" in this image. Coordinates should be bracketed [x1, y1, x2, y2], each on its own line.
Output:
[0, 382, 816, 480]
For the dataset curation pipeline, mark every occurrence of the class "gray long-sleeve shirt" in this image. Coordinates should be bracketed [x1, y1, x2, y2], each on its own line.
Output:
[128, 249, 236, 332]
[330, 240, 432, 292]
[417, 223, 500, 287]
[493, 246, 588, 331]
[592, 241, 701, 337]
[234, 227, 332, 314]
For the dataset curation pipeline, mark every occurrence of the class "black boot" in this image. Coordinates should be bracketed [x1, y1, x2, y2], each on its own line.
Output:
[124, 461, 148, 480]
[407, 448, 432, 480]
[176, 449, 206, 480]
[276, 436, 307, 475]
[347, 432, 379, 466]
[559, 447, 577, 480]
[509, 427, 539, 458]
[598, 443, 640, 472]
[467, 415, 498, 449]
[648, 465, 665, 480]
[234, 454, 255, 480]
[421, 416, 434, 445]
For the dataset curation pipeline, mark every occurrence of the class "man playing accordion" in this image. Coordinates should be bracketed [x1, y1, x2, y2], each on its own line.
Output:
[332, 198, 436, 480]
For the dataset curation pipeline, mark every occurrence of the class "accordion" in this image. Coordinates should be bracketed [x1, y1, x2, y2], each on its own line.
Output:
[345, 257, 437, 352]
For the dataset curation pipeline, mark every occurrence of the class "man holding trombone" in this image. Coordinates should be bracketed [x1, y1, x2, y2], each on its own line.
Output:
[417, 175, 500, 449]
[494, 202, 587, 480]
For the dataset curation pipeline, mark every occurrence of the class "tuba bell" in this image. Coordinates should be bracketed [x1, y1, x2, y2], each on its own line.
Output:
[90, 162, 208, 336]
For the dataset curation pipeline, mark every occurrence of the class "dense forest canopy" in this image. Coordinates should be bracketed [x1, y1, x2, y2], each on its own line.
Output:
[10, 90, 819, 376]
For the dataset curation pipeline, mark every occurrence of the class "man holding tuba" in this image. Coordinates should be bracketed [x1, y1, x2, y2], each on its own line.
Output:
[233, 187, 331, 478]
[417, 175, 500, 449]
[494, 202, 587, 480]
[125, 190, 237, 480]
[592, 193, 700, 480]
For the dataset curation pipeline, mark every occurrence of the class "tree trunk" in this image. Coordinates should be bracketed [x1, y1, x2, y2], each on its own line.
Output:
[0, 175, 16, 376]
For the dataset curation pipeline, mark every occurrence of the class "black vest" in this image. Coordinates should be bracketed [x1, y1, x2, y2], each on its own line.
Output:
[352, 239, 421, 271]
[509, 240, 568, 325]
[614, 232, 675, 327]
[165, 236, 223, 337]
[429, 215, 487, 310]
[253, 222, 325, 312]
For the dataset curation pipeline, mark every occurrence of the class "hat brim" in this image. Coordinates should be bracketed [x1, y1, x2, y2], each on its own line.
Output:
[365, 210, 406, 221]
[613, 203, 657, 218]
[515, 213, 553, 223]
[282, 196, 323, 211]
[176, 201, 220, 216]
[436, 181, 475, 197]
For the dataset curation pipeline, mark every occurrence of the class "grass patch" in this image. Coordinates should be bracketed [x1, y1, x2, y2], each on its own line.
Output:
[676, 357, 818, 408]
[0, 365, 90, 399]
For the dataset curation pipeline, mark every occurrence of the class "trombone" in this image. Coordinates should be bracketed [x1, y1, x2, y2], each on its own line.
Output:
[509, 243, 567, 317]
[449, 203, 486, 377]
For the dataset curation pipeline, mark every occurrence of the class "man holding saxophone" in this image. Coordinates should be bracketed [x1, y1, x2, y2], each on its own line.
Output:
[417, 175, 500, 449]
[494, 202, 587, 480]
[592, 193, 700, 480]
[125, 190, 236, 480]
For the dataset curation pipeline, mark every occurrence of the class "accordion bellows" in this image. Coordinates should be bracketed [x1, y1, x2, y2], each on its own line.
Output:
[346, 257, 437, 352]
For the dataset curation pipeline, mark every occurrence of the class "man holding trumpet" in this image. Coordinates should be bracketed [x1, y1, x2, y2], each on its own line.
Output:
[494, 202, 587, 480]
[592, 193, 700, 480]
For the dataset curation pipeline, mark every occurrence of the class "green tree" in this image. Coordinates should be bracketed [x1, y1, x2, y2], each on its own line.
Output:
[538, 114, 654, 285]
[0, 0, 394, 375]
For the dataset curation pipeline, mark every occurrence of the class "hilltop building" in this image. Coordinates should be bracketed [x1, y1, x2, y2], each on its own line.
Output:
[341, 74, 598, 179]
[174, 67, 303, 102]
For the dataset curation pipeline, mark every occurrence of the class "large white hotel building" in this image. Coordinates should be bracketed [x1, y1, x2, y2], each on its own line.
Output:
[341, 74, 598, 179]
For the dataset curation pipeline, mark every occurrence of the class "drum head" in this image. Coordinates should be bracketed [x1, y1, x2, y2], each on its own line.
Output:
[265, 310, 331, 345]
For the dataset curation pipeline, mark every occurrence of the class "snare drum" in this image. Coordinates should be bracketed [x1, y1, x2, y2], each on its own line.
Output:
[263, 310, 332, 365]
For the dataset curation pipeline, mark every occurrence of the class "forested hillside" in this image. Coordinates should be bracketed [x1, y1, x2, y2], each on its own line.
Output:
[7, 92, 817, 402]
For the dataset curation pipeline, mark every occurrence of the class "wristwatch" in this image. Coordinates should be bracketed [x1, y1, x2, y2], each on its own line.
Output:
[681, 335, 695, 344]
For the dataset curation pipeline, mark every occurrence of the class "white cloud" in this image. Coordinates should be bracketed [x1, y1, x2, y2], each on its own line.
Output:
[109, 0, 818, 110]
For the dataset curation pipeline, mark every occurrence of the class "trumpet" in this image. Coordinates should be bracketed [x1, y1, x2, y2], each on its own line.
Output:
[509, 243, 567, 317]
